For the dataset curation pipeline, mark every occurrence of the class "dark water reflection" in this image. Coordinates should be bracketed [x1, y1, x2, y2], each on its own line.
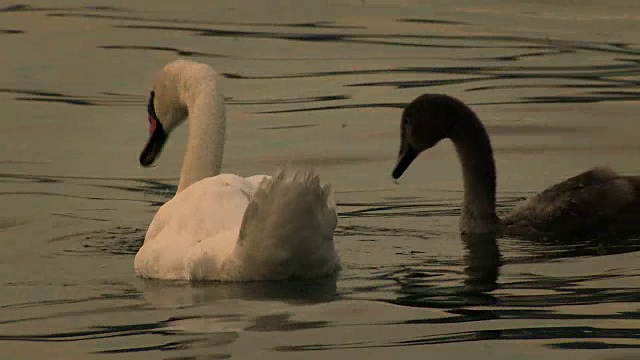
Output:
[275, 327, 640, 352]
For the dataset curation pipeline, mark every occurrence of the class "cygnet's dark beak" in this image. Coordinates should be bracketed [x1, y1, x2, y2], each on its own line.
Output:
[392, 138, 418, 179]
[139, 91, 167, 167]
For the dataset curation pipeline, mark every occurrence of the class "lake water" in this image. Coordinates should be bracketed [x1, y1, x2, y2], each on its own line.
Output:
[1, 1, 639, 359]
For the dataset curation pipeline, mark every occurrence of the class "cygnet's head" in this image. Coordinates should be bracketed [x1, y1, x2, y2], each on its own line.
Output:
[139, 60, 213, 167]
[392, 94, 469, 179]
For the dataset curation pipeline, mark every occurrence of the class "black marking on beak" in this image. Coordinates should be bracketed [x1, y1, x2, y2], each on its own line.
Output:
[139, 91, 167, 167]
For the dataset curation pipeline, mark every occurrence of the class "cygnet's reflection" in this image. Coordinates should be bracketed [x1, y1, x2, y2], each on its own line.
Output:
[381, 232, 502, 308]
[461, 232, 502, 294]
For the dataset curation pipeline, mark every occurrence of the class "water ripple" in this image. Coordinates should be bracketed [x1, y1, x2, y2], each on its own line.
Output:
[274, 326, 639, 351]
[0, 88, 145, 106]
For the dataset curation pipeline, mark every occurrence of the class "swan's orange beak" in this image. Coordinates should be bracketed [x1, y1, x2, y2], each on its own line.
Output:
[139, 114, 167, 167]
[139, 91, 167, 167]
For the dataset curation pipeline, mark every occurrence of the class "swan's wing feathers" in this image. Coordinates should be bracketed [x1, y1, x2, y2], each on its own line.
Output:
[505, 167, 635, 233]
[626, 175, 640, 202]
[535, 167, 620, 197]
[238, 167, 336, 244]
[233, 167, 339, 279]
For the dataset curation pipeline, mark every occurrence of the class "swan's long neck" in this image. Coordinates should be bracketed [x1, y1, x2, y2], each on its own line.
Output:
[450, 110, 499, 233]
[177, 80, 226, 192]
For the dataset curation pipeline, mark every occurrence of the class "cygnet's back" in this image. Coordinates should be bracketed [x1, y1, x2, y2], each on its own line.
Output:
[503, 167, 639, 237]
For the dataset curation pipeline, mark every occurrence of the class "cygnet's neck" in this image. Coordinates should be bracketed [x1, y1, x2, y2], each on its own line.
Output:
[177, 77, 226, 192]
[450, 109, 499, 233]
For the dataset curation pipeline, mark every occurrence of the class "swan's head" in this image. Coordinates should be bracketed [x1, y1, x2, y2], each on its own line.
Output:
[139, 61, 193, 167]
[392, 94, 466, 179]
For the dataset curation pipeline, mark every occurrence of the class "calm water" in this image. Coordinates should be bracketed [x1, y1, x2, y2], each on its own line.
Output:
[1, 1, 639, 359]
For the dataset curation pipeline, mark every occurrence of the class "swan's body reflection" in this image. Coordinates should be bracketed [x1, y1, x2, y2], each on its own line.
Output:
[136, 277, 336, 338]
[140, 276, 338, 308]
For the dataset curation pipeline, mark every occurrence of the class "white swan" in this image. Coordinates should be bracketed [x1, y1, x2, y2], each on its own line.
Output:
[392, 93, 640, 238]
[134, 60, 339, 281]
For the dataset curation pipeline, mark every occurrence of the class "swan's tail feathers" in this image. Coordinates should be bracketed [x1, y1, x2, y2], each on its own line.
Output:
[234, 167, 339, 280]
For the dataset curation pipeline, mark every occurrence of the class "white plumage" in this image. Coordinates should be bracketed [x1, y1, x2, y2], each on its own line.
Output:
[134, 60, 339, 280]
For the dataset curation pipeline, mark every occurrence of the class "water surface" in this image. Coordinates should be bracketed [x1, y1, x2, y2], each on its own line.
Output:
[1, 1, 639, 359]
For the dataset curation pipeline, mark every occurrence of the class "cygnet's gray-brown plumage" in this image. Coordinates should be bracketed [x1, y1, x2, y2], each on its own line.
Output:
[392, 94, 640, 238]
